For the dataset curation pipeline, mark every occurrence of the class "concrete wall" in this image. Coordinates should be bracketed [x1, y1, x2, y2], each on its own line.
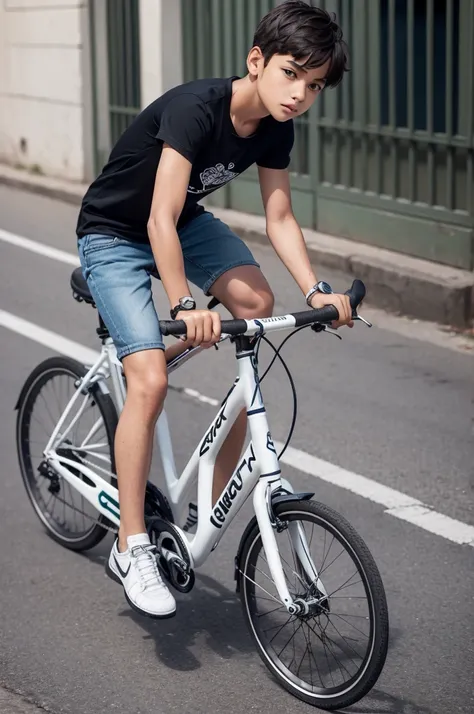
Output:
[139, 0, 183, 108]
[0, 0, 183, 183]
[0, 0, 88, 181]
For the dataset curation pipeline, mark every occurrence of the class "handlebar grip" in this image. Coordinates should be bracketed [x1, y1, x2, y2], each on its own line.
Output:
[159, 318, 249, 337]
[292, 304, 339, 327]
[345, 279, 366, 310]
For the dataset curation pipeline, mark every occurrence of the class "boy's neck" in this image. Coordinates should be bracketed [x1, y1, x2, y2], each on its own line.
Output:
[229, 75, 269, 137]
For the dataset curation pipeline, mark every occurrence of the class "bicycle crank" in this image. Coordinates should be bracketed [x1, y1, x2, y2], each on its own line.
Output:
[146, 516, 195, 593]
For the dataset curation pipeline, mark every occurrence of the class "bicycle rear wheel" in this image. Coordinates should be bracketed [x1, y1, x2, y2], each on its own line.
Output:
[238, 499, 389, 710]
[16, 356, 118, 551]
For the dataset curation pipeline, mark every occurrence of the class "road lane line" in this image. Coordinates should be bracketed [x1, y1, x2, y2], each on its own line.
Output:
[1, 308, 473, 548]
[0, 309, 98, 363]
[0, 228, 80, 266]
[275, 444, 474, 547]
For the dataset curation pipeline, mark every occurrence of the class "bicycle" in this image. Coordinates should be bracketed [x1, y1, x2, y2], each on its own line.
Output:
[15, 266, 389, 710]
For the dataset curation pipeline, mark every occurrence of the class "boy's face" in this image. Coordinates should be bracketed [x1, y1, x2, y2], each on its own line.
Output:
[251, 50, 330, 122]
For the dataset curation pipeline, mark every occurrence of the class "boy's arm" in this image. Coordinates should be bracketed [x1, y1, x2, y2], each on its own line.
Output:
[258, 166, 352, 327]
[147, 144, 220, 344]
[147, 144, 194, 308]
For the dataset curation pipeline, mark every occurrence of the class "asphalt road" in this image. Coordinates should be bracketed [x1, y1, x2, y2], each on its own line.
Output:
[0, 185, 473, 714]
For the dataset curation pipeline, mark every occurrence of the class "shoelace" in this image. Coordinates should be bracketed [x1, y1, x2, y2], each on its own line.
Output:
[131, 545, 164, 590]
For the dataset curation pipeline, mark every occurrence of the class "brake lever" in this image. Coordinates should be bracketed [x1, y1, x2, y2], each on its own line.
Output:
[352, 311, 372, 327]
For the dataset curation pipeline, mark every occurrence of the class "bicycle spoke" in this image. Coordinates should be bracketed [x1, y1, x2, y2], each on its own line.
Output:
[265, 614, 294, 643]
[307, 620, 351, 682]
[256, 604, 286, 618]
[324, 617, 366, 661]
[329, 612, 370, 639]
[276, 619, 304, 658]
[327, 571, 362, 598]
[310, 618, 362, 669]
[318, 547, 347, 577]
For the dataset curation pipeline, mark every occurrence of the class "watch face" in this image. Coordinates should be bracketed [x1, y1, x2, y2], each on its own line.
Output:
[317, 281, 333, 294]
[180, 297, 196, 310]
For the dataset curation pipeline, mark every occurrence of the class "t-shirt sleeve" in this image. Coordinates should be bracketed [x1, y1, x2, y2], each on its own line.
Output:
[156, 93, 213, 164]
[257, 120, 295, 170]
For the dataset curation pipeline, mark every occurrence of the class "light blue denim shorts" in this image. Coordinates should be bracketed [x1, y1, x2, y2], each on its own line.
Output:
[77, 211, 260, 360]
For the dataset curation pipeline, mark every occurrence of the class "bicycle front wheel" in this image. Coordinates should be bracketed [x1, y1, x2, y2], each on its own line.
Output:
[238, 499, 389, 710]
[16, 356, 118, 551]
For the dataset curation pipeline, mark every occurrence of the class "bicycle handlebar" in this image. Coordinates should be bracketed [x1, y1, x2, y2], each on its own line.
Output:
[159, 279, 366, 337]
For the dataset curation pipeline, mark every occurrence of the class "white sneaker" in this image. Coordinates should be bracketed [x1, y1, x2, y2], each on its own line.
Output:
[106, 533, 176, 619]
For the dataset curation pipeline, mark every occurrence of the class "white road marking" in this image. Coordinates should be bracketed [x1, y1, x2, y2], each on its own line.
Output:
[0, 228, 80, 266]
[1, 308, 473, 548]
[0, 310, 98, 364]
[274, 444, 474, 547]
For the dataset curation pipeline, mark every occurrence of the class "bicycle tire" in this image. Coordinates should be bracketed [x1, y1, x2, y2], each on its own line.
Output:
[238, 499, 389, 710]
[16, 356, 118, 551]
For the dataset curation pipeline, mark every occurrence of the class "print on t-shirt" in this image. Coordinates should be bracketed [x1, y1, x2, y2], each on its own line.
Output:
[188, 162, 239, 194]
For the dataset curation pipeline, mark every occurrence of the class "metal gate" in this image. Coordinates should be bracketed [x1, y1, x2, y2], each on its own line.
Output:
[181, 0, 474, 270]
[89, 0, 141, 175]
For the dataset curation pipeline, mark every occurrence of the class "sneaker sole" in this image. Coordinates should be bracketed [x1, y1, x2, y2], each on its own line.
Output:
[105, 560, 176, 620]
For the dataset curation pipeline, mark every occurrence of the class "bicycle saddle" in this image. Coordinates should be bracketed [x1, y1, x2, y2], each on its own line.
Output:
[70, 267, 94, 305]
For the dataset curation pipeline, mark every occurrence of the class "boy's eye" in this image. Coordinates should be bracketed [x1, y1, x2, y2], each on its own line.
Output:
[309, 83, 322, 93]
[283, 68, 296, 79]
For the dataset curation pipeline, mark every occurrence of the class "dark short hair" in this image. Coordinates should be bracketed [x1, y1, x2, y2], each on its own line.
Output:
[253, 1, 349, 88]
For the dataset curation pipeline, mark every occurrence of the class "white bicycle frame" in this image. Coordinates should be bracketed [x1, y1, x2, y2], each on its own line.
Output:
[43, 315, 326, 614]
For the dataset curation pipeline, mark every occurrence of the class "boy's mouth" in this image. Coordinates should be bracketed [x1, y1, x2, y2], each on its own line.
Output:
[281, 103, 297, 114]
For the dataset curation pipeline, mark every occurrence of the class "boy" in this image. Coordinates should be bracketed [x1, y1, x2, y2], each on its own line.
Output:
[76, 0, 352, 619]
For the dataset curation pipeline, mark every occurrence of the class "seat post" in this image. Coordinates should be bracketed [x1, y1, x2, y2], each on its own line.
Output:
[96, 313, 110, 341]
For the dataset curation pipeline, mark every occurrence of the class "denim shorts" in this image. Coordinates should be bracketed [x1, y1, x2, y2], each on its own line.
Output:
[77, 210, 260, 360]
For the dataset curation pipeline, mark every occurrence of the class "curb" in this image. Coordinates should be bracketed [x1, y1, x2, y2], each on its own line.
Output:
[1, 164, 473, 327]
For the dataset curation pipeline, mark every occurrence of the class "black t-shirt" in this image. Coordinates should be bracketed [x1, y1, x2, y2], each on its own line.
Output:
[76, 76, 294, 243]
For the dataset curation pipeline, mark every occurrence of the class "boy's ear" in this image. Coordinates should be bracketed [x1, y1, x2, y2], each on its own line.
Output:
[247, 46, 265, 77]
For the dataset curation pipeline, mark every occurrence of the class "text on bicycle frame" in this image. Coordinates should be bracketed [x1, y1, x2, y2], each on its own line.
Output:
[210, 445, 256, 529]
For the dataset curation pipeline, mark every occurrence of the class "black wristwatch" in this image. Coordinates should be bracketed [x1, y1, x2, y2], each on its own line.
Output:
[170, 296, 196, 320]
[305, 281, 333, 307]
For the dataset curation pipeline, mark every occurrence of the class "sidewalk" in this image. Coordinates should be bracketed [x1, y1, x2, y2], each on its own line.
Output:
[1, 163, 473, 328]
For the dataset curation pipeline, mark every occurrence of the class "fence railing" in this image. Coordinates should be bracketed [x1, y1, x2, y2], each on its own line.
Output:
[182, 0, 474, 270]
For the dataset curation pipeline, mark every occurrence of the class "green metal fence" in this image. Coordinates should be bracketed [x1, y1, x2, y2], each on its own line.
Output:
[90, 0, 141, 174]
[106, 0, 141, 145]
[182, 0, 474, 270]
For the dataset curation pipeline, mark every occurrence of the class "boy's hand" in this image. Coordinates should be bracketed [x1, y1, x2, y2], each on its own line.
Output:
[176, 309, 221, 347]
[309, 292, 354, 329]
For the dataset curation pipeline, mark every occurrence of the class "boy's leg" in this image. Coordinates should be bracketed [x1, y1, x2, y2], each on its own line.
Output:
[116, 348, 168, 550]
[78, 234, 175, 618]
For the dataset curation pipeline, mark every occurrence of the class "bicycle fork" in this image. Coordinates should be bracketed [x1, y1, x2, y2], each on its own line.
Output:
[252, 479, 328, 616]
[239, 344, 327, 615]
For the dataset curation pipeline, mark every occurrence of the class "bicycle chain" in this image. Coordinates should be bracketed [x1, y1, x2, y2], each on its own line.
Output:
[45, 492, 118, 534]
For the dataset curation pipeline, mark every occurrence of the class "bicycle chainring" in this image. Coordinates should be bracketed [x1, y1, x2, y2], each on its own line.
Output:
[146, 516, 195, 594]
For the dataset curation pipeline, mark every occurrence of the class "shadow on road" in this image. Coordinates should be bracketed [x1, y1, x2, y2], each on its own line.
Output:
[339, 686, 433, 714]
[82, 543, 432, 714]
[116, 571, 254, 672]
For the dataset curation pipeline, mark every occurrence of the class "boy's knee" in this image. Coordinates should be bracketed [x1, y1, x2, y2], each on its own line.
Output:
[237, 288, 274, 319]
[123, 351, 168, 419]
